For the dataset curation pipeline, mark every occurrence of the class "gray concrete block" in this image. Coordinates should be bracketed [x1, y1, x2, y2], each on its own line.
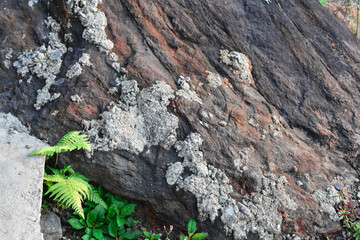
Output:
[0, 113, 46, 240]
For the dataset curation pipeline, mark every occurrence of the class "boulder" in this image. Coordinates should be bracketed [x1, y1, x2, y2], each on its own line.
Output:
[0, 0, 359, 239]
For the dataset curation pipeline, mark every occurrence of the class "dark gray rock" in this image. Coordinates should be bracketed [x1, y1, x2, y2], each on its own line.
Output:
[40, 213, 62, 240]
[0, 0, 359, 239]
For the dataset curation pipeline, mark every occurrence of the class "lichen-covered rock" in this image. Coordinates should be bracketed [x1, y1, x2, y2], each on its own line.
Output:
[220, 50, 253, 85]
[84, 81, 178, 154]
[12, 17, 66, 110]
[1, 0, 360, 239]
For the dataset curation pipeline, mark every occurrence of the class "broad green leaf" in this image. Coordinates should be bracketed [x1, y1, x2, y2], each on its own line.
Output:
[116, 216, 127, 227]
[93, 229, 104, 240]
[192, 233, 207, 240]
[85, 228, 92, 234]
[180, 236, 188, 240]
[122, 230, 143, 239]
[107, 204, 117, 221]
[143, 231, 151, 238]
[108, 218, 118, 238]
[187, 219, 197, 236]
[154, 234, 161, 239]
[82, 234, 92, 240]
[121, 204, 136, 217]
[87, 205, 106, 227]
[67, 218, 85, 230]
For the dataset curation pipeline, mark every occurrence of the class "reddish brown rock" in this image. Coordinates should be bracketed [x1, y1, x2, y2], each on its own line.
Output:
[0, 0, 360, 239]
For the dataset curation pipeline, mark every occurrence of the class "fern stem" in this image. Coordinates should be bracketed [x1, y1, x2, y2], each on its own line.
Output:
[55, 153, 59, 167]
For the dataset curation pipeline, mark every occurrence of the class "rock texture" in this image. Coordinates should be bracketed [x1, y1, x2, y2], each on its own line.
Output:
[0, 0, 360, 239]
[0, 113, 46, 240]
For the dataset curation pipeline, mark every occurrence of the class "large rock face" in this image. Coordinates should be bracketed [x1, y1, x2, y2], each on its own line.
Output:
[1, 0, 360, 239]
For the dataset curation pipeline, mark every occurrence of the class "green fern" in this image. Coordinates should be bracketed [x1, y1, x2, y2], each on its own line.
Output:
[29, 131, 91, 166]
[29, 131, 91, 157]
[44, 165, 107, 219]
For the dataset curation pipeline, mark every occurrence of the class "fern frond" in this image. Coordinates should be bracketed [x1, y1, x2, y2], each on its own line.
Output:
[28, 131, 91, 157]
[88, 188, 108, 210]
[44, 174, 91, 219]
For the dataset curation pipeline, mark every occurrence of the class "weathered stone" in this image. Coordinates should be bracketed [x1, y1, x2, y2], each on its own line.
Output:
[40, 213, 62, 240]
[0, 113, 46, 240]
[1, 0, 360, 239]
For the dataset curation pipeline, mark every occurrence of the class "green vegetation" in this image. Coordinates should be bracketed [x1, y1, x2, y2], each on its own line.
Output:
[30, 131, 208, 239]
[318, 0, 360, 37]
[179, 219, 207, 240]
[44, 165, 106, 219]
[68, 190, 142, 240]
[29, 131, 91, 167]
[331, 177, 360, 239]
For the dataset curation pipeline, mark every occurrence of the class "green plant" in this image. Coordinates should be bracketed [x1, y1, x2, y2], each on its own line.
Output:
[44, 165, 106, 219]
[143, 231, 161, 240]
[179, 219, 207, 240]
[29, 131, 91, 166]
[68, 191, 142, 240]
[333, 177, 360, 239]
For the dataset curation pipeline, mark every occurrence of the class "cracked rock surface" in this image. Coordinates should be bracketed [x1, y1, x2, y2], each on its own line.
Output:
[0, 0, 360, 239]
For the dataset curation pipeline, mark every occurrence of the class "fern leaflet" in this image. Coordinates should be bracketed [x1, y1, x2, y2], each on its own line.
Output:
[28, 131, 91, 157]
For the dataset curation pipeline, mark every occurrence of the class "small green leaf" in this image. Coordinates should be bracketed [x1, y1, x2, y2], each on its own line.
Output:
[187, 219, 197, 235]
[93, 229, 104, 240]
[154, 234, 161, 239]
[180, 236, 188, 240]
[191, 233, 207, 240]
[121, 204, 136, 217]
[143, 231, 151, 238]
[122, 230, 143, 239]
[67, 218, 85, 230]
[108, 218, 118, 238]
[126, 217, 139, 228]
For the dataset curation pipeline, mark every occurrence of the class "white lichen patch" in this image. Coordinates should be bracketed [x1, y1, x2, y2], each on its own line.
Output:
[311, 187, 339, 222]
[67, 0, 114, 53]
[70, 94, 82, 103]
[166, 134, 298, 240]
[83, 81, 178, 154]
[28, 0, 39, 8]
[79, 53, 92, 67]
[220, 50, 253, 85]
[66, 53, 92, 79]
[108, 52, 121, 73]
[175, 76, 202, 104]
[3, 48, 13, 69]
[13, 17, 67, 110]
[66, 62, 82, 78]
[205, 70, 223, 87]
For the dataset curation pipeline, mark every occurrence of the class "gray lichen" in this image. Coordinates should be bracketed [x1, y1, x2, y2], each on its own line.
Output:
[166, 133, 298, 240]
[79, 53, 92, 67]
[311, 187, 339, 222]
[70, 95, 82, 103]
[175, 76, 202, 104]
[13, 17, 67, 110]
[220, 50, 253, 85]
[205, 70, 223, 87]
[66, 53, 92, 78]
[66, 62, 82, 78]
[3, 48, 13, 69]
[66, 0, 114, 53]
[83, 81, 178, 154]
